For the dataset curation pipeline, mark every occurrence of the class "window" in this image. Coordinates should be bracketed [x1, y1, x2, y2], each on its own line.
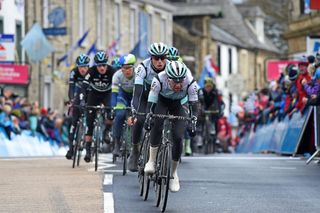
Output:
[300, 0, 311, 14]
[114, 2, 121, 39]
[97, 0, 105, 48]
[0, 18, 3, 34]
[148, 14, 153, 45]
[43, 0, 50, 27]
[160, 18, 166, 42]
[217, 45, 221, 75]
[130, 8, 136, 49]
[228, 48, 232, 75]
[79, 0, 86, 37]
[16, 22, 22, 62]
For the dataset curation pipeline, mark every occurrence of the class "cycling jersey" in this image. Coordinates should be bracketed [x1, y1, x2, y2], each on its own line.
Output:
[148, 70, 198, 104]
[111, 70, 135, 107]
[83, 65, 115, 93]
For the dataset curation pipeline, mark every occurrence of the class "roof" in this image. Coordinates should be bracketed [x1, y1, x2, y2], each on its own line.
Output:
[236, 5, 266, 18]
[172, 4, 222, 17]
[211, 24, 243, 47]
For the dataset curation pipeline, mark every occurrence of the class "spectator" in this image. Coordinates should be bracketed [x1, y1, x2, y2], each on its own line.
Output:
[0, 104, 14, 139]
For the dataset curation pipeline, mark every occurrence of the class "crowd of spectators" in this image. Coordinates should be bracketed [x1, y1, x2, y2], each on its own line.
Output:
[233, 54, 320, 141]
[0, 87, 70, 146]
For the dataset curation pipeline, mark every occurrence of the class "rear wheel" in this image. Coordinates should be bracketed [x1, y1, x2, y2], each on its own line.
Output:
[72, 125, 80, 168]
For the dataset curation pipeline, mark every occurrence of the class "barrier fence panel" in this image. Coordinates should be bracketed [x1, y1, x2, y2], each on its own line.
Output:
[307, 106, 320, 164]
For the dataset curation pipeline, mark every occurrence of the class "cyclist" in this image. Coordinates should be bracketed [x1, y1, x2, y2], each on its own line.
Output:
[128, 42, 169, 172]
[111, 53, 136, 156]
[80, 51, 116, 163]
[144, 61, 198, 192]
[66, 54, 90, 160]
[198, 77, 224, 138]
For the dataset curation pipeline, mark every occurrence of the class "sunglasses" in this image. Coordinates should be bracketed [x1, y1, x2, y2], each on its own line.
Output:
[169, 78, 185, 84]
[97, 64, 107, 67]
[122, 65, 134, 70]
[152, 56, 166, 61]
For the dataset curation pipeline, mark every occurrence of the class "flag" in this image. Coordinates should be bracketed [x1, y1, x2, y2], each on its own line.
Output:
[130, 32, 147, 59]
[106, 35, 121, 58]
[311, 0, 320, 10]
[87, 40, 97, 67]
[197, 55, 219, 88]
[20, 23, 54, 62]
[57, 30, 90, 66]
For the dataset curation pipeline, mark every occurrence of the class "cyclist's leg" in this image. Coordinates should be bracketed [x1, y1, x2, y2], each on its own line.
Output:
[129, 93, 147, 172]
[84, 92, 98, 162]
[145, 99, 167, 174]
[112, 105, 126, 156]
[168, 103, 186, 192]
[66, 95, 81, 159]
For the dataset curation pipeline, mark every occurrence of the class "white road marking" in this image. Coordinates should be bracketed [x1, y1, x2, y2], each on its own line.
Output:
[104, 169, 125, 173]
[270, 167, 297, 170]
[182, 156, 301, 160]
[104, 192, 114, 213]
[104, 174, 113, 185]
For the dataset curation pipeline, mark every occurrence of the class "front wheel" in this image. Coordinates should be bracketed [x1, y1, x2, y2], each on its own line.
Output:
[160, 144, 171, 212]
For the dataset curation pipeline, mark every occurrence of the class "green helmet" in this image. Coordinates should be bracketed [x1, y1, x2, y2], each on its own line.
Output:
[167, 47, 179, 61]
[166, 61, 187, 82]
[148, 42, 168, 56]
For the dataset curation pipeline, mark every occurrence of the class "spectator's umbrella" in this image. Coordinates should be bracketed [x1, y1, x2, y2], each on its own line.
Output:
[21, 23, 54, 62]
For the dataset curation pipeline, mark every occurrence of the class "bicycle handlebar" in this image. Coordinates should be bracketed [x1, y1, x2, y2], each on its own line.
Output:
[203, 110, 219, 114]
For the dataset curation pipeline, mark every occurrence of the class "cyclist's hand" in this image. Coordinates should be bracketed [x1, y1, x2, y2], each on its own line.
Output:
[144, 113, 153, 131]
[127, 116, 137, 126]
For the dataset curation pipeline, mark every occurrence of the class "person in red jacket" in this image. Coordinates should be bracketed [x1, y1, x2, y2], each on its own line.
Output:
[294, 61, 311, 113]
[217, 116, 232, 153]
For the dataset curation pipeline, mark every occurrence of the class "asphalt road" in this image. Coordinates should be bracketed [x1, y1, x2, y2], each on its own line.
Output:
[1, 154, 320, 213]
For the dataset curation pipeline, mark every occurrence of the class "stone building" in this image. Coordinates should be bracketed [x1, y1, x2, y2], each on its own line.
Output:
[24, 0, 173, 112]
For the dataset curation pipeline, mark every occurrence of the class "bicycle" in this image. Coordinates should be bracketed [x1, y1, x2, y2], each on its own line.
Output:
[113, 106, 133, 176]
[87, 105, 113, 172]
[150, 114, 193, 212]
[202, 110, 219, 155]
[70, 105, 87, 168]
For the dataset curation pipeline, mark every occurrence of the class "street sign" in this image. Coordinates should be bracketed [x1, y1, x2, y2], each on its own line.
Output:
[226, 73, 244, 94]
[0, 34, 15, 61]
[43, 27, 67, 36]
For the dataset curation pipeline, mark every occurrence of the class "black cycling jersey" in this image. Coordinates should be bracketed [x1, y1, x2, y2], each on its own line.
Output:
[68, 67, 86, 100]
[82, 65, 115, 94]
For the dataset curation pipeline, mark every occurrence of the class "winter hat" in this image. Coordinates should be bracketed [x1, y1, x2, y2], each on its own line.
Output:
[288, 66, 299, 81]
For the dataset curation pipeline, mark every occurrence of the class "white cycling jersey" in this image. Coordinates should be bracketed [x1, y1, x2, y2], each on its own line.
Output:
[148, 69, 199, 104]
[134, 58, 162, 87]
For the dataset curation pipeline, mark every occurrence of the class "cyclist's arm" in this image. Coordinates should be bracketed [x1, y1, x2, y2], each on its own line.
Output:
[146, 77, 161, 113]
[111, 71, 121, 108]
[68, 70, 76, 100]
[132, 64, 147, 111]
[80, 71, 91, 101]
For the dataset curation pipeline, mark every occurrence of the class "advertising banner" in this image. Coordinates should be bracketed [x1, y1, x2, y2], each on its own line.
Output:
[266, 60, 299, 81]
[0, 64, 29, 85]
[0, 34, 15, 62]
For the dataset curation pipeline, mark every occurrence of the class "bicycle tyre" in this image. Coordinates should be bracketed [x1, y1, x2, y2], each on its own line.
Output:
[122, 137, 127, 176]
[142, 136, 150, 201]
[160, 144, 171, 212]
[94, 127, 100, 172]
[72, 125, 80, 168]
[77, 123, 85, 167]
[155, 146, 163, 207]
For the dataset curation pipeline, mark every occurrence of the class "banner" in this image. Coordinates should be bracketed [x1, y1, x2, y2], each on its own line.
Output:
[266, 60, 299, 81]
[0, 64, 29, 85]
[0, 34, 15, 62]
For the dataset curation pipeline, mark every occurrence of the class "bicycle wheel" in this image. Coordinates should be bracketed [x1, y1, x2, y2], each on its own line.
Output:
[122, 136, 127, 176]
[155, 146, 163, 207]
[142, 135, 150, 201]
[204, 122, 209, 155]
[138, 132, 148, 197]
[76, 123, 85, 167]
[72, 125, 80, 168]
[94, 127, 100, 172]
[160, 144, 171, 212]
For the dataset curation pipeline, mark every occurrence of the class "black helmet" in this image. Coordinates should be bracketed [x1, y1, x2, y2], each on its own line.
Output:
[288, 65, 298, 81]
[76, 54, 90, 67]
[94, 51, 108, 65]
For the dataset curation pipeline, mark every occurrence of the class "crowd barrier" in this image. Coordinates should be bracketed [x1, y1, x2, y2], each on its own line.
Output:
[0, 127, 68, 157]
[236, 108, 312, 155]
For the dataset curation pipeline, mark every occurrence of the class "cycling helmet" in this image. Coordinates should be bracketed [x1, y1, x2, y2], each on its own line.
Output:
[119, 54, 136, 66]
[166, 61, 187, 82]
[167, 46, 179, 61]
[148, 42, 168, 56]
[111, 57, 121, 70]
[94, 51, 108, 65]
[76, 53, 90, 67]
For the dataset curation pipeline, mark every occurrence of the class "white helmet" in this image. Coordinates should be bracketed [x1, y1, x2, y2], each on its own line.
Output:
[166, 61, 187, 82]
[148, 42, 168, 56]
